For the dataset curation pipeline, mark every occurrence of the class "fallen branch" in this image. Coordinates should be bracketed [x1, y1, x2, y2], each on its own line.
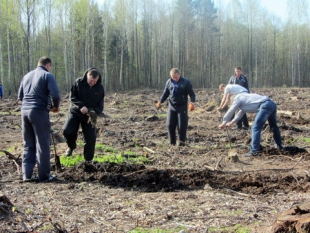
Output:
[0, 150, 19, 160]
[204, 165, 215, 171]
[12, 160, 21, 174]
[0, 150, 21, 174]
[143, 147, 155, 154]
[124, 114, 134, 123]
[223, 188, 252, 197]
[215, 157, 224, 170]
[278, 110, 295, 116]
[261, 125, 270, 135]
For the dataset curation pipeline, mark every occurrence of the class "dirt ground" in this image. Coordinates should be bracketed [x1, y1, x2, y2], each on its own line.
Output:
[0, 88, 310, 233]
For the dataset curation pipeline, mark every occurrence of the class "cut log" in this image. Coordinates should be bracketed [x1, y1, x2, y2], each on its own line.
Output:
[271, 202, 310, 233]
[0, 195, 14, 215]
[278, 110, 296, 116]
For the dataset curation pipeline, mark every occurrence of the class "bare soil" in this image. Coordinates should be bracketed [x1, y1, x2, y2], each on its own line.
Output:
[0, 88, 310, 233]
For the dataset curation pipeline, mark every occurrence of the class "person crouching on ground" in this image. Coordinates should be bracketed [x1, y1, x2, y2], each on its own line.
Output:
[156, 68, 195, 146]
[63, 68, 105, 161]
[218, 92, 283, 156]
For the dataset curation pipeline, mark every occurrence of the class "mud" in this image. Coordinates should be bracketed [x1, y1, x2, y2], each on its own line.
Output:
[0, 88, 309, 232]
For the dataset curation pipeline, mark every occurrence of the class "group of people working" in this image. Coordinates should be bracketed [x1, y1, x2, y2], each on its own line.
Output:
[17, 56, 282, 182]
[18, 57, 104, 182]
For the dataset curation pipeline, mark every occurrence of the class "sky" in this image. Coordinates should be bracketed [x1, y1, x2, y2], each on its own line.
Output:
[250, 0, 287, 20]
[95, 0, 288, 21]
[214, 0, 288, 21]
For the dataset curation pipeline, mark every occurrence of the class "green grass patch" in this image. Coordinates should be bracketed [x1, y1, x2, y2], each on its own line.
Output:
[123, 150, 151, 164]
[221, 209, 243, 217]
[60, 154, 84, 167]
[302, 138, 310, 143]
[129, 226, 186, 233]
[60, 146, 150, 167]
[7, 146, 16, 152]
[77, 141, 85, 146]
[208, 224, 251, 233]
[25, 208, 33, 214]
[94, 154, 124, 163]
[95, 144, 118, 153]
[38, 225, 52, 231]
[128, 155, 150, 164]
[157, 113, 167, 118]
[0, 111, 20, 116]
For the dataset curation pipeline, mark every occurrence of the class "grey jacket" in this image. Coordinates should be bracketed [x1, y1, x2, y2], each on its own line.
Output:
[223, 93, 269, 123]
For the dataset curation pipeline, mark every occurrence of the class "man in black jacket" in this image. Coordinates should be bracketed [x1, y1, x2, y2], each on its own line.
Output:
[63, 68, 105, 161]
[156, 68, 195, 146]
[228, 66, 250, 130]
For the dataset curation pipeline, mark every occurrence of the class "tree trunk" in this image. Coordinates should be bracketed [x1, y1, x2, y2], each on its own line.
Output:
[271, 202, 310, 233]
[6, 0, 11, 95]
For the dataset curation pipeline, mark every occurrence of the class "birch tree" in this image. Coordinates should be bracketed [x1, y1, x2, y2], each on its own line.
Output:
[20, 0, 36, 72]
[113, 0, 131, 90]
[0, 0, 4, 92]
[101, 0, 112, 89]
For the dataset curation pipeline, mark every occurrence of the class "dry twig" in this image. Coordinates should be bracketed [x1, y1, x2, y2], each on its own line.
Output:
[223, 188, 252, 197]
[215, 157, 224, 170]
[143, 147, 155, 154]
[0, 150, 21, 174]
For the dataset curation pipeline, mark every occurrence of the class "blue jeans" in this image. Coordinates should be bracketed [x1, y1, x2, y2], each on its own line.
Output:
[251, 100, 282, 153]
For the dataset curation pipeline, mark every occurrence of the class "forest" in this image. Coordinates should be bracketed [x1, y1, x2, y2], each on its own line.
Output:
[0, 0, 309, 96]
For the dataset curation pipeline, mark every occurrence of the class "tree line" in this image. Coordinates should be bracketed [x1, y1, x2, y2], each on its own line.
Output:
[0, 0, 309, 96]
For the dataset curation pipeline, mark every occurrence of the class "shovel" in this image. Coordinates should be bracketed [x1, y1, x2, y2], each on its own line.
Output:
[51, 130, 61, 171]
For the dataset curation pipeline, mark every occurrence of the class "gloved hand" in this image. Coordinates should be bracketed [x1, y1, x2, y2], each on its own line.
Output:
[188, 102, 194, 111]
[156, 101, 161, 109]
[51, 107, 60, 113]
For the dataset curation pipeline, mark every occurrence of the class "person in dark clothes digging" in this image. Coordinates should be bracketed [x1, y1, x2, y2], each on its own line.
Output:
[63, 68, 105, 161]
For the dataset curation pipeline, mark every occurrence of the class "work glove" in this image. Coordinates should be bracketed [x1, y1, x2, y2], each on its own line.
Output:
[156, 101, 161, 109]
[188, 102, 195, 111]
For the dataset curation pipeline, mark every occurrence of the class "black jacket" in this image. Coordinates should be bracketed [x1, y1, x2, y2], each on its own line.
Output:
[160, 76, 195, 107]
[228, 75, 250, 92]
[69, 68, 105, 117]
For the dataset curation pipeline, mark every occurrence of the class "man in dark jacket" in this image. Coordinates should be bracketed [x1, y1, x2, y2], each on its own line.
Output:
[156, 68, 195, 146]
[18, 56, 60, 182]
[63, 68, 104, 161]
[228, 66, 250, 130]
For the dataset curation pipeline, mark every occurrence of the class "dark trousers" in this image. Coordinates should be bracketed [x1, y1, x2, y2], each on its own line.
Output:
[21, 109, 51, 181]
[237, 113, 249, 129]
[166, 104, 188, 145]
[63, 112, 96, 161]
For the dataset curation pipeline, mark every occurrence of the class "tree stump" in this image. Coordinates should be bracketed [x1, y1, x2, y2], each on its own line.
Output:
[271, 202, 310, 233]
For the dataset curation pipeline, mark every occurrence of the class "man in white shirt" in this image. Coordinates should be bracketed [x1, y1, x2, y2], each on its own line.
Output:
[218, 84, 248, 111]
[219, 92, 283, 156]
